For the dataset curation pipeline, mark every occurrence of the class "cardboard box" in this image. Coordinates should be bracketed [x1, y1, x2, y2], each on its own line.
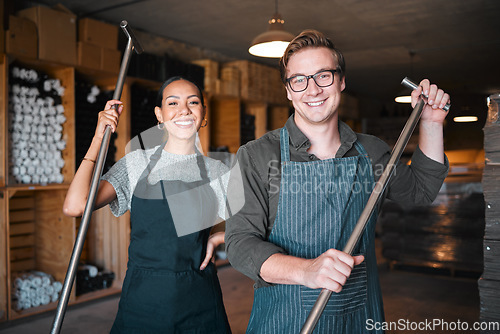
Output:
[79, 18, 118, 49]
[6, 15, 38, 58]
[18, 6, 77, 65]
[78, 41, 101, 70]
[101, 47, 121, 73]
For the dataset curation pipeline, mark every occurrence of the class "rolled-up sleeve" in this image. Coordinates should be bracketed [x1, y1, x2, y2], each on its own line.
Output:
[225, 146, 286, 287]
[385, 145, 449, 205]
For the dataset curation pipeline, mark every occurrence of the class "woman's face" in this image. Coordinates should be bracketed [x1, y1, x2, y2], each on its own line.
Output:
[155, 80, 205, 141]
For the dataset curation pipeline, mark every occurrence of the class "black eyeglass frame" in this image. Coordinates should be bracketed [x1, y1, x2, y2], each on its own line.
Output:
[286, 69, 338, 92]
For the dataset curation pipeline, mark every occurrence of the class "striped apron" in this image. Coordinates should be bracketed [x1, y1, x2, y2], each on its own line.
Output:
[246, 127, 384, 333]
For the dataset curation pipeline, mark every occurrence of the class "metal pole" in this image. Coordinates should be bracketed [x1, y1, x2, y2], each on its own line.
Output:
[300, 77, 448, 333]
[50, 21, 142, 334]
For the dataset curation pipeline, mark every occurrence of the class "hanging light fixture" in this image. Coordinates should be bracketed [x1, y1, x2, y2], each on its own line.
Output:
[248, 0, 295, 58]
[395, 51, 415, 104]
[453, 116, 478, 122]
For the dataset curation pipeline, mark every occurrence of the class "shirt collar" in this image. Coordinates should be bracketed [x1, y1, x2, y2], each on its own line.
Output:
[284, 114, 358, 156]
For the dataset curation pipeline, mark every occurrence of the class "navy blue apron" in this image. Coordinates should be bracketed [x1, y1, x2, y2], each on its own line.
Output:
[110, 144, 231, 333]
[246, 127, 384, 333]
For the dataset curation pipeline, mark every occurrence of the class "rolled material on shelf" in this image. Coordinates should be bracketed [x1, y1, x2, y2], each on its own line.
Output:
[76, 264, 115, 296]
[8, 65, 67, 184]
[11, 271, 63, 311]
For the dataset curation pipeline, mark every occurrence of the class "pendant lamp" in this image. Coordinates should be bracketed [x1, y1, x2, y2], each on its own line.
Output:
[248, 0, 295, 58]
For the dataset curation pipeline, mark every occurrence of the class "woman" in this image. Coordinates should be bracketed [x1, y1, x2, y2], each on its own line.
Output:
[63, 77, 232, 333]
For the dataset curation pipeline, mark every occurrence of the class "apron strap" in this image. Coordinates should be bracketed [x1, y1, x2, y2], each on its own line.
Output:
[280, 127, 291, 162]
[353, 140, 369, 157]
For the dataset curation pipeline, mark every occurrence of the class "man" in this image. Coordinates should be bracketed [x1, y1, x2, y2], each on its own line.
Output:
[226, 29, 449, 333]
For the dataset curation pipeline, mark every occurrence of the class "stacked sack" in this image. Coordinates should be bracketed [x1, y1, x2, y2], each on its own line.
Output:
[11, 271, 63, 311]
[8, 65, 66, 184]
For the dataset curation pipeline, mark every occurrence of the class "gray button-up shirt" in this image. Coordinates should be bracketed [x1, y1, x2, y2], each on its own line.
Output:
[226, 115, 449, 288]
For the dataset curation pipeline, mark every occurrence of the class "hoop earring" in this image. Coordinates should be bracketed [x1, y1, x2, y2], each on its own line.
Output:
[157, 121, 164, 130]
[200, 119, 208, 128]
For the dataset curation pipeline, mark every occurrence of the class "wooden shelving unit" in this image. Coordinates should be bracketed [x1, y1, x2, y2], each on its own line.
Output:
[0, 53, 137, 322]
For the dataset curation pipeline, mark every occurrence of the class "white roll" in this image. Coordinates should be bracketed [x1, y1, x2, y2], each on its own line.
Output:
[31, 295, 41, 308]
[56, 114, 66, 124]
[79, 264, 98, 277]
[14, 104, 22, 114]
[24, 114, 33, 123]
[43, 80, 52, 92]
[29, 288, 36, 299]
[45, 285, 54, 295]
[30, 275, 42, 288]
[29, 150, 37, 159]
[21, 175, 31, 184]
[45, 96, 55, 107]
[52, 281, 62, 293]
[11, 67, 20, 77]
[40, 294, 51, 305]
[55, 174, 64, 184]
[56, 140, 66, 151]
[22, 300, 31, 310]
[13, 277, 23, 289]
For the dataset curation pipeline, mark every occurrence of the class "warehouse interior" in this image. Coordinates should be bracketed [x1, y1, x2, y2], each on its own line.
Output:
[1, 0, 500, 333]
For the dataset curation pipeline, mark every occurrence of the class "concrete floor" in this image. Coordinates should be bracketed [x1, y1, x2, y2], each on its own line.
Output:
[0, 251, 480, 334]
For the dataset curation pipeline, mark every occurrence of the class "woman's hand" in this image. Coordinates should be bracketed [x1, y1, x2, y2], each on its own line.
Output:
[94, 100, 124, 140]
[200, 232, 225, 270]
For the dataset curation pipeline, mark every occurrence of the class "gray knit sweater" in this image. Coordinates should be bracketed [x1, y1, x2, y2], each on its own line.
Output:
[102, 146, 230, 220]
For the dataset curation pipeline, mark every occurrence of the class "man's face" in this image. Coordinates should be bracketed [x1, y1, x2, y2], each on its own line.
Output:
[285, 47, 345, 127]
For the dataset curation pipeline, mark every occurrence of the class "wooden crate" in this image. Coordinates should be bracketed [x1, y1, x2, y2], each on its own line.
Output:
[245, 102, 267, 139]
[87, 207, 129, 288]
[224, 60, 288, 105]
[210, 97, 241, 153]
[9, 191, 36, 273]
[7, 189, 75, 320]
[0, 55, 6, 187]
[217, 66, 240, 97]
[268, 105, 290, 131]
[191, 59, 219, 94]
[0, 189, 7, 322]
[5, 58, 75, 186]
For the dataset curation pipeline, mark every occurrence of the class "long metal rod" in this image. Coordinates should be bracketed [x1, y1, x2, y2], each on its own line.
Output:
[50, 21, 142, 334]
[300, 78, 434, 333]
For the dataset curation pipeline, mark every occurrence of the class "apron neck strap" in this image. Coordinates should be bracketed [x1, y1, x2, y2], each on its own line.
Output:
[280, 127, 291, 162]
[353, 140, 368, 156]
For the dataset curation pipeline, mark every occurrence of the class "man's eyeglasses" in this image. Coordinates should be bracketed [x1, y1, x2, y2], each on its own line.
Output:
[286, 69, 337, 92]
